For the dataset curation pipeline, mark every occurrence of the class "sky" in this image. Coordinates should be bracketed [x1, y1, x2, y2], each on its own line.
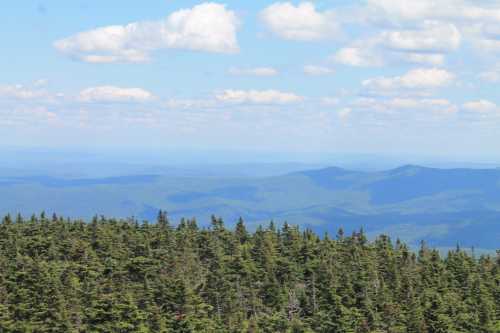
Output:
[2, 0, 500, 160]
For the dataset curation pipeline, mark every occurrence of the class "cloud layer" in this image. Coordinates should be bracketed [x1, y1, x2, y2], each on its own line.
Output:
[3, 0, 500, 155]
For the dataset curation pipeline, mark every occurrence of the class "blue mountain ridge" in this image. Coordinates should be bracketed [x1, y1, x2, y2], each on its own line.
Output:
[0, 165, 499, 251]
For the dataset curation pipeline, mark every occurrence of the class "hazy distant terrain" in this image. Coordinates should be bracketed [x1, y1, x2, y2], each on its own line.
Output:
[1, 163, 499, 251]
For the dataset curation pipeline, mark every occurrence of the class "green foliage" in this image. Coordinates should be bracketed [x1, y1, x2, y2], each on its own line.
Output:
[0, 213, 498, 332]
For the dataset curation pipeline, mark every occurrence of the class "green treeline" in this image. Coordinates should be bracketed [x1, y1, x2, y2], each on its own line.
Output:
[0, 212, 498, 333]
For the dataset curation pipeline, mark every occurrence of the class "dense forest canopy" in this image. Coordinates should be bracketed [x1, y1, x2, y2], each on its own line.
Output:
[0, 212, 498, 332]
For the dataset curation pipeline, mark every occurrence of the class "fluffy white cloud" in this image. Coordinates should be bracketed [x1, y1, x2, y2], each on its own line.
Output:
[78, 86, 155, 103]
[215, 89, 304, 104]
[334, 21, 457, 68]
[54, 3, 239, 63]
[260, 2, 339, 41]
[303, 65, 334, 76]
[380, 21, 461, 52]
[229, 67, 278, 76]
[362, 0, 500, 58]
[362, 68, 455, 92]
[462, 100, 498, 113]
[332, 47, 382, 67]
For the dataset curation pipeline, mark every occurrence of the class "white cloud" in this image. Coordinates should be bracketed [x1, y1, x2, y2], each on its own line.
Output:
[328, 18, 461, 69]
[303, 65, 334, 76]
[260, 2, 339, 41]
[462, 100, 498, 113]
[404, 53, 445, 66]
[0, 84, 50, 100]
[472, 21, 500, 55]
[352, 97, 457, 114]
[165, 98, 216, 109]
[54, 3, 240, 63]
[362, 1, 500, 58]
[229, 67, 278, 76]
[332, 47, 382, 67]
[33, 79, 49, 87]
[78, 86, 155, 103]
[215, 89, 304, 104]
[0, 106, 59, 126]
[333, 42, 446, 68]
[362, 68, 455, 92]
[389, 98, 456, 113]
[475, 38, 500, 53]
[479, 66, 500, 82]
[367, 0, 500, 22]
[380, 21, 461, 52]
[334, 21, 457, 68]
[482, 23, 500, 40]
[479, 71, 500, 82]
[367, 0, 441, 21]
[165, 89, 305, 109]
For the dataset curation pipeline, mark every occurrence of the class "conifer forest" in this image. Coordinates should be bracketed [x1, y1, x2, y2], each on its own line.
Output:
[0, 212, 498, 332]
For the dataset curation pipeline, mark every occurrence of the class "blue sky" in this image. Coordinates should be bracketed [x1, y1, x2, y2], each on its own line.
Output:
[2, 1, 500, 160]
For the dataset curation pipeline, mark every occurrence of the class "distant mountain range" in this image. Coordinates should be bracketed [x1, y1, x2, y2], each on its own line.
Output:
[1, 165, 499, 251]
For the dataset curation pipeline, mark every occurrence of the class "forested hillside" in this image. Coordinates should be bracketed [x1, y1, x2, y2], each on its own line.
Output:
[0, 213, 498, 332]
